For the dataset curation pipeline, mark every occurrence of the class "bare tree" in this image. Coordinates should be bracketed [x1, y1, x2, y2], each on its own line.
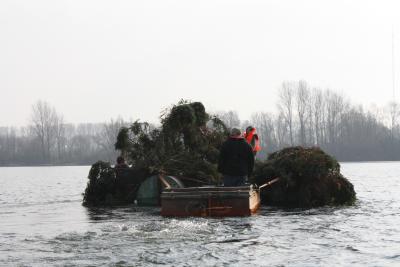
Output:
[387, 101, 400, 141]
[296, 80, 310, 145]
[250, 112, 278, 157]
[306, 88, 315, 145]
[216, 110, 241, 129]
[277, 82, 295, 145]
[312, 88, 325, 145]
[275, 111, 288, 148]
[0, 127, 17, 163]
[54, 114, 65, 162]
[325, 90, 346, 146]
[30, 100, 61, 162]
[95, 117, 126, 161]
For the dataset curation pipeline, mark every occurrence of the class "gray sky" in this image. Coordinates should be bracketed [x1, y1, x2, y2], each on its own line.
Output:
[1, 0, 400, 126]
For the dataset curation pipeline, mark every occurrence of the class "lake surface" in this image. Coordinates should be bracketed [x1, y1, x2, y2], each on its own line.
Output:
[0, 163, 399, 266]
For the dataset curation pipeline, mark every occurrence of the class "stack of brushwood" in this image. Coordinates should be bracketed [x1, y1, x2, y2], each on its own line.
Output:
[83, 100, 356, 208]
[113, 101, 228, 186]
[82, 161, 149, 206]
[251, 146, 356, 207]
[83, 100, 228, 206]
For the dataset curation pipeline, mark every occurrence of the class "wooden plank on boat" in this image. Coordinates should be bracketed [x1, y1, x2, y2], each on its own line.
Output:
[161, 185, 260, 217]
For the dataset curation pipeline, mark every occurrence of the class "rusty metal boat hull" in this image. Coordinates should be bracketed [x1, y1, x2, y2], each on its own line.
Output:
[161, 186, 260, 217]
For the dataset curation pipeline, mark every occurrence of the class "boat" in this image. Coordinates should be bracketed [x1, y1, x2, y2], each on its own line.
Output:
[161, 185, 261, 217]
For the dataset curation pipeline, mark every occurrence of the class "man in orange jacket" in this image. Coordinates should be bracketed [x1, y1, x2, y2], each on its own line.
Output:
[243, 126, 261, 156]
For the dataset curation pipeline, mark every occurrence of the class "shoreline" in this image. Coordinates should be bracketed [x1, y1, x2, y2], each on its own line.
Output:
[2, 159, 400, 168]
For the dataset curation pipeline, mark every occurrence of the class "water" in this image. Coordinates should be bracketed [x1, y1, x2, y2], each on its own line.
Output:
[0, 163, 399, 267]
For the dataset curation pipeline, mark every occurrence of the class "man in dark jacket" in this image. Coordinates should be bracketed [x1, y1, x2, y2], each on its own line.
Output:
[218, 128, 255, 186]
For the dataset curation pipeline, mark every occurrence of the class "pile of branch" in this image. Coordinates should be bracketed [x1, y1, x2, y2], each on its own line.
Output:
[114, 101, 228, 184]
[83, 101, 356, 208]
[252, 146, 356, 207]
[82, 101, 228, 206]
[82, 161, 149, 206]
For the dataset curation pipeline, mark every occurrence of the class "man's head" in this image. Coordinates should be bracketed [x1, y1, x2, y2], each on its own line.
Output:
[230, 127, 242, 137]
[117, 156, 125, 164]
[246, 126, 254, 133]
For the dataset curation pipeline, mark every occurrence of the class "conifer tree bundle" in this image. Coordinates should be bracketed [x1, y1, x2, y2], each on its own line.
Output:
[83, 161, 116, 206]
[114, 101, 228, 185]
[83, 101, 229, 206]
[252, 146, 356, 207]
[83, 161, 149, 206]
[83, 101, 356, 208]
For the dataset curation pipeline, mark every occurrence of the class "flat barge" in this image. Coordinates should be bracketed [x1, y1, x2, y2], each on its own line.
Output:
[161, 185, 260, 217]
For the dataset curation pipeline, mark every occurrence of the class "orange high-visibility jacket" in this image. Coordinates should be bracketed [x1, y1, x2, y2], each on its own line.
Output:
[244, 128, 261, 152]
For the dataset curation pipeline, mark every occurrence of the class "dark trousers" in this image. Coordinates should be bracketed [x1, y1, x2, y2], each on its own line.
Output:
[223, 175, 247, 187]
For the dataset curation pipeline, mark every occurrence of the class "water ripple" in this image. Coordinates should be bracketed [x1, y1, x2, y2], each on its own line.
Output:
[0, 164, 400, 266]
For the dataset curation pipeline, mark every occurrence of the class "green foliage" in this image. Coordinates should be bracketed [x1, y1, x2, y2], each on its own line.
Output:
[252, 146, 356, 207]
[83, 161, 116, 206]
[83, 161, 150, 206]
[115, 127, 130, 152]
[114, 101, 228, 185]
[85, 101, 357, 209]
[269, 146, 340, 182]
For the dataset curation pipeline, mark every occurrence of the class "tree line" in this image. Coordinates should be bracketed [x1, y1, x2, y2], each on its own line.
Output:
[0, 100, 126, 166]
[218, 80, 400, 161]
[1, 81, 400, 166]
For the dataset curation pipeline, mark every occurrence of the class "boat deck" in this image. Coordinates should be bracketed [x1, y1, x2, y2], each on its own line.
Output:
[161, 185, 260, 217]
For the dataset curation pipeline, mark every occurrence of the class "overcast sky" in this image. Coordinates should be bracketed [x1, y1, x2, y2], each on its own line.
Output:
[1, 0, 400, 126]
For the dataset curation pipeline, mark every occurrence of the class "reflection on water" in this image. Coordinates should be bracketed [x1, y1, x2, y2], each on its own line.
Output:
[0, 164, 400, 266]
